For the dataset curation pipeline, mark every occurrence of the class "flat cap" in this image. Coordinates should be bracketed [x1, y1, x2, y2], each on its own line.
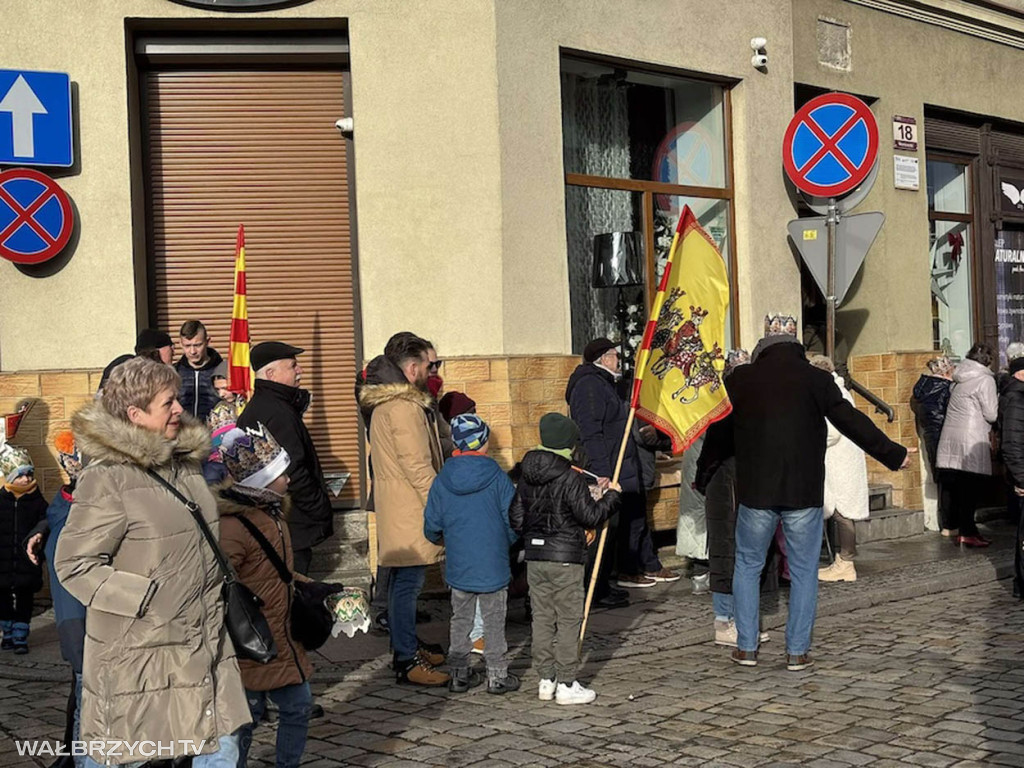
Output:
[583, 337, 618, 363]
[251, 341, 304, 373]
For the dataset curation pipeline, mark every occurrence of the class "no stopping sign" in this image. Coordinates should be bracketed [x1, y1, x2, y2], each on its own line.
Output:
[0, 168, 74, 265]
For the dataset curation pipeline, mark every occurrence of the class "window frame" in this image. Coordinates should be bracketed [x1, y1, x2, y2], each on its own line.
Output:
[560, 54, 740, 341]
[925, 151, 982, 355]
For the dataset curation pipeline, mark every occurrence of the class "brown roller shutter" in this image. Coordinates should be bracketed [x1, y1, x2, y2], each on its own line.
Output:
[924, 117, 981, 154]
[144, 69, 361, 507]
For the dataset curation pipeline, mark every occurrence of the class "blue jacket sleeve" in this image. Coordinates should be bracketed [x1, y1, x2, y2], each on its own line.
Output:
[422, 480, 444, 544]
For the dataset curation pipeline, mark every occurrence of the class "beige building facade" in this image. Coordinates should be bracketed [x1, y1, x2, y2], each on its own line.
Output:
[3, 0, 1024, 540]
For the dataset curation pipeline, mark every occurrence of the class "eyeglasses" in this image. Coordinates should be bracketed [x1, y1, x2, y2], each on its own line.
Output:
[428, 360, 444, 372]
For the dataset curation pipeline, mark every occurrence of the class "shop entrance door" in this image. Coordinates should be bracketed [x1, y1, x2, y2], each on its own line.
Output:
[141, 67, 362, 507]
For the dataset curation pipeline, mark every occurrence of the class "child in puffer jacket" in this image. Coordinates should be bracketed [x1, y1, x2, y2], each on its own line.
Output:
[424, 414, 519, 695]
[0, 444, 47, 654]
[509, 413, 620, 706]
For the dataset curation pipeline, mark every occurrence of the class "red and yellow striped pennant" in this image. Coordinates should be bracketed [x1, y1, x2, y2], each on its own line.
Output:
[228, 224, 252, 396]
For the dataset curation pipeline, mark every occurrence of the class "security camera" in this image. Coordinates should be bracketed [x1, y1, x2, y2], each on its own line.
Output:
[335, 117, 354, 134]
[750, 37, 767, 51]
[751, 53, 769, 68]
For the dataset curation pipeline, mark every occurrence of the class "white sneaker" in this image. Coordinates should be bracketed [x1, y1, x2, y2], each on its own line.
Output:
[556, 680, 596, 705]
[538, 678, 556, 701]
[714, 619, 770, 647]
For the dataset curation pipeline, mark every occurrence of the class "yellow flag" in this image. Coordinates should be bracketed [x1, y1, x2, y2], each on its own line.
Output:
[631, 206, 732, 454]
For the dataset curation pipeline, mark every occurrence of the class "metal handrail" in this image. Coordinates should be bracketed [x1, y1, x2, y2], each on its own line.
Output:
[844, 374, 895, 423]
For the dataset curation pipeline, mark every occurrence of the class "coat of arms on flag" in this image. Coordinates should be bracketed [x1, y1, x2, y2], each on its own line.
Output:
[632, 206, 732, 454]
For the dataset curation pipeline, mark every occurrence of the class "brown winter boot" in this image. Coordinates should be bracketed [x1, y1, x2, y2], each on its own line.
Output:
[396, 652, 451, 687]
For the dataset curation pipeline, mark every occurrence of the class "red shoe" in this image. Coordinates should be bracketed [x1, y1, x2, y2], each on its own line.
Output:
[958, 535, 991, 548]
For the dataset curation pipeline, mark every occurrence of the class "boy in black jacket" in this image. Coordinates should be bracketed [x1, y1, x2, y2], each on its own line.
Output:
[509, 413, 620, 705]
[0, 445, 47, 653]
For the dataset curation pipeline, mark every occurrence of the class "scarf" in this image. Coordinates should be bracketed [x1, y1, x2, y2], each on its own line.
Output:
[4, 479, 38, 498]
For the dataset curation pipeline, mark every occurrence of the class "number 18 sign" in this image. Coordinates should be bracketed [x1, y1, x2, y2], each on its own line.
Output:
[893, 115, 918, 152]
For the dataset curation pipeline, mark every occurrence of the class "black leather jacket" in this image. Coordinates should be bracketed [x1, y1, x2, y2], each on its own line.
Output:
[509, 449, 619, 564]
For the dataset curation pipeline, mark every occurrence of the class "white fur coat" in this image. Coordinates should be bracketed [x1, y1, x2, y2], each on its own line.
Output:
[823, 373, 870, 520]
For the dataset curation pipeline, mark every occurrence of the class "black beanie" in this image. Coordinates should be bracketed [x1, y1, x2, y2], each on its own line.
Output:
[539, 412, 579, 450]
[583, 338, 617, 363]
[1010, 356, 1024, 376]
[135, 329, 172, 354]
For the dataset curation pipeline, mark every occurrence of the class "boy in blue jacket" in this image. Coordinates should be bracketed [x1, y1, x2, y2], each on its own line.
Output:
[424, 414, 519, 694]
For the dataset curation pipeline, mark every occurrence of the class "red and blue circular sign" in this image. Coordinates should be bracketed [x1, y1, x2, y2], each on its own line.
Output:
[783, 93, 879, 198]
[0, 168, 74, 265]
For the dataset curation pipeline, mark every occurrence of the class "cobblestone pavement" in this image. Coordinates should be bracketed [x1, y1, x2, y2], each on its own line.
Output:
[2, 577, 1022, 768]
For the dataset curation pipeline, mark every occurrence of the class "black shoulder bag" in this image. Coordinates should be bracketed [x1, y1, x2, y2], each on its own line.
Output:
[146, 469, 277, 664]
[233, 514, 335, 651]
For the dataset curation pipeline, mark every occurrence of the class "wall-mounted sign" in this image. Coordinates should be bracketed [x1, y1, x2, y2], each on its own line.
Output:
[892, 115, 918, 151]
[999, 173, 1024, 214]
[995, 229, 1024, 366]
[167, 0, 314, 9]
[894, 154, 919, 190]
[0, 168, 74, 264]
[0, 69, 73, 168]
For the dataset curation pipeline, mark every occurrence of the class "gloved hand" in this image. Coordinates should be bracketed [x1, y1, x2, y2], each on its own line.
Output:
[296, 581, 345, 603]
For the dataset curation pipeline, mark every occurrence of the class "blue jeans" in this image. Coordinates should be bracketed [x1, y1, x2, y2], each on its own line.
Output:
[734, 505, 822, 655]
[83, 732, 239, 768]
[239, 682, 311, 768]
[712, 591, 734, 621]
[388, 565, 426, 661]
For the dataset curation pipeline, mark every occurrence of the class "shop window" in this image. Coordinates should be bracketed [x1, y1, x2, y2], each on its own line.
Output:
[926, 157, 974, 358]
[560, 55, 735, 369]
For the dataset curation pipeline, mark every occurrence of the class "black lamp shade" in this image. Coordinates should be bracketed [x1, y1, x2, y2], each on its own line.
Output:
[592, 231, 644, 288]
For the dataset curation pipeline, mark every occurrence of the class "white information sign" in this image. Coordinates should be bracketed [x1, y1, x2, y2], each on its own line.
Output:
[894, 155, 920, 190]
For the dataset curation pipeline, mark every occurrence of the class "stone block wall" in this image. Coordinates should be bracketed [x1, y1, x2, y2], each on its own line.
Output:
[0, 369, 101, 497]
[439, 355, 578, 472]
[847, 351, 932, 510]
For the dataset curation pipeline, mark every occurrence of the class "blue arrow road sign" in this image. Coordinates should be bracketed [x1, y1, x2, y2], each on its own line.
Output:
[0, 70, 73, 168]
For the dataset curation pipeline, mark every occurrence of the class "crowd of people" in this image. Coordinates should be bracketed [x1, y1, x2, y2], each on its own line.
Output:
[0, 313, 1021, 767]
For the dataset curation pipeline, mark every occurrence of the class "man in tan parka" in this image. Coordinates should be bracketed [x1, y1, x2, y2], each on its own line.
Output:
[357, 334, 448, 686]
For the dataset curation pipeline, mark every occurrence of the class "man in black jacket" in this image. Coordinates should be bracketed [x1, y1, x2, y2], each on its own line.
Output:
[997, 354, 1024, 599]
[566, 339, 678, 597]
[727, 315, 909, 671]
[175, 319, 228, 421]
[237, 341, 333, 575]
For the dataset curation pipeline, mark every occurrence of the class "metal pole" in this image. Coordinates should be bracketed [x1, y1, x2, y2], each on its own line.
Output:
[825, 197, 838, 360]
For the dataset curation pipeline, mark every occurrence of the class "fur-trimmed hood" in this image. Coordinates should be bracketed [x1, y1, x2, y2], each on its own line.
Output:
[215, 483, 292, 520]
[357, 380, 434, 414]
[72, 401, 211, 470]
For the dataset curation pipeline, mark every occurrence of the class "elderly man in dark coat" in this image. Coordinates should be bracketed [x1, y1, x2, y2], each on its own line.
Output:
[565, 338, 679, 601]
[237, 341, 333, 576]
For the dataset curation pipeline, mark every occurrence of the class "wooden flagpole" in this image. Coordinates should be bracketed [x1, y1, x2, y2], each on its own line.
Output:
[578, 406, 635, 653]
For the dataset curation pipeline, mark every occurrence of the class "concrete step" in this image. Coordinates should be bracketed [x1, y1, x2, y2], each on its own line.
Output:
[869, 483, 892, 512]
[307, 509, 370, 585]
[854, 506, 924, 544]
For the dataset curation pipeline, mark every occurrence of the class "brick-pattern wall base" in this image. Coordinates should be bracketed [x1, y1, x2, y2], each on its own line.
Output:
[0, 370, 102, 498]
[847, 351, 932, 510]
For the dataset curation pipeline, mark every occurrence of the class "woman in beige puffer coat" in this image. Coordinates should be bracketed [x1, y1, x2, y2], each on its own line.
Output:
[55, 358, 250, 767]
